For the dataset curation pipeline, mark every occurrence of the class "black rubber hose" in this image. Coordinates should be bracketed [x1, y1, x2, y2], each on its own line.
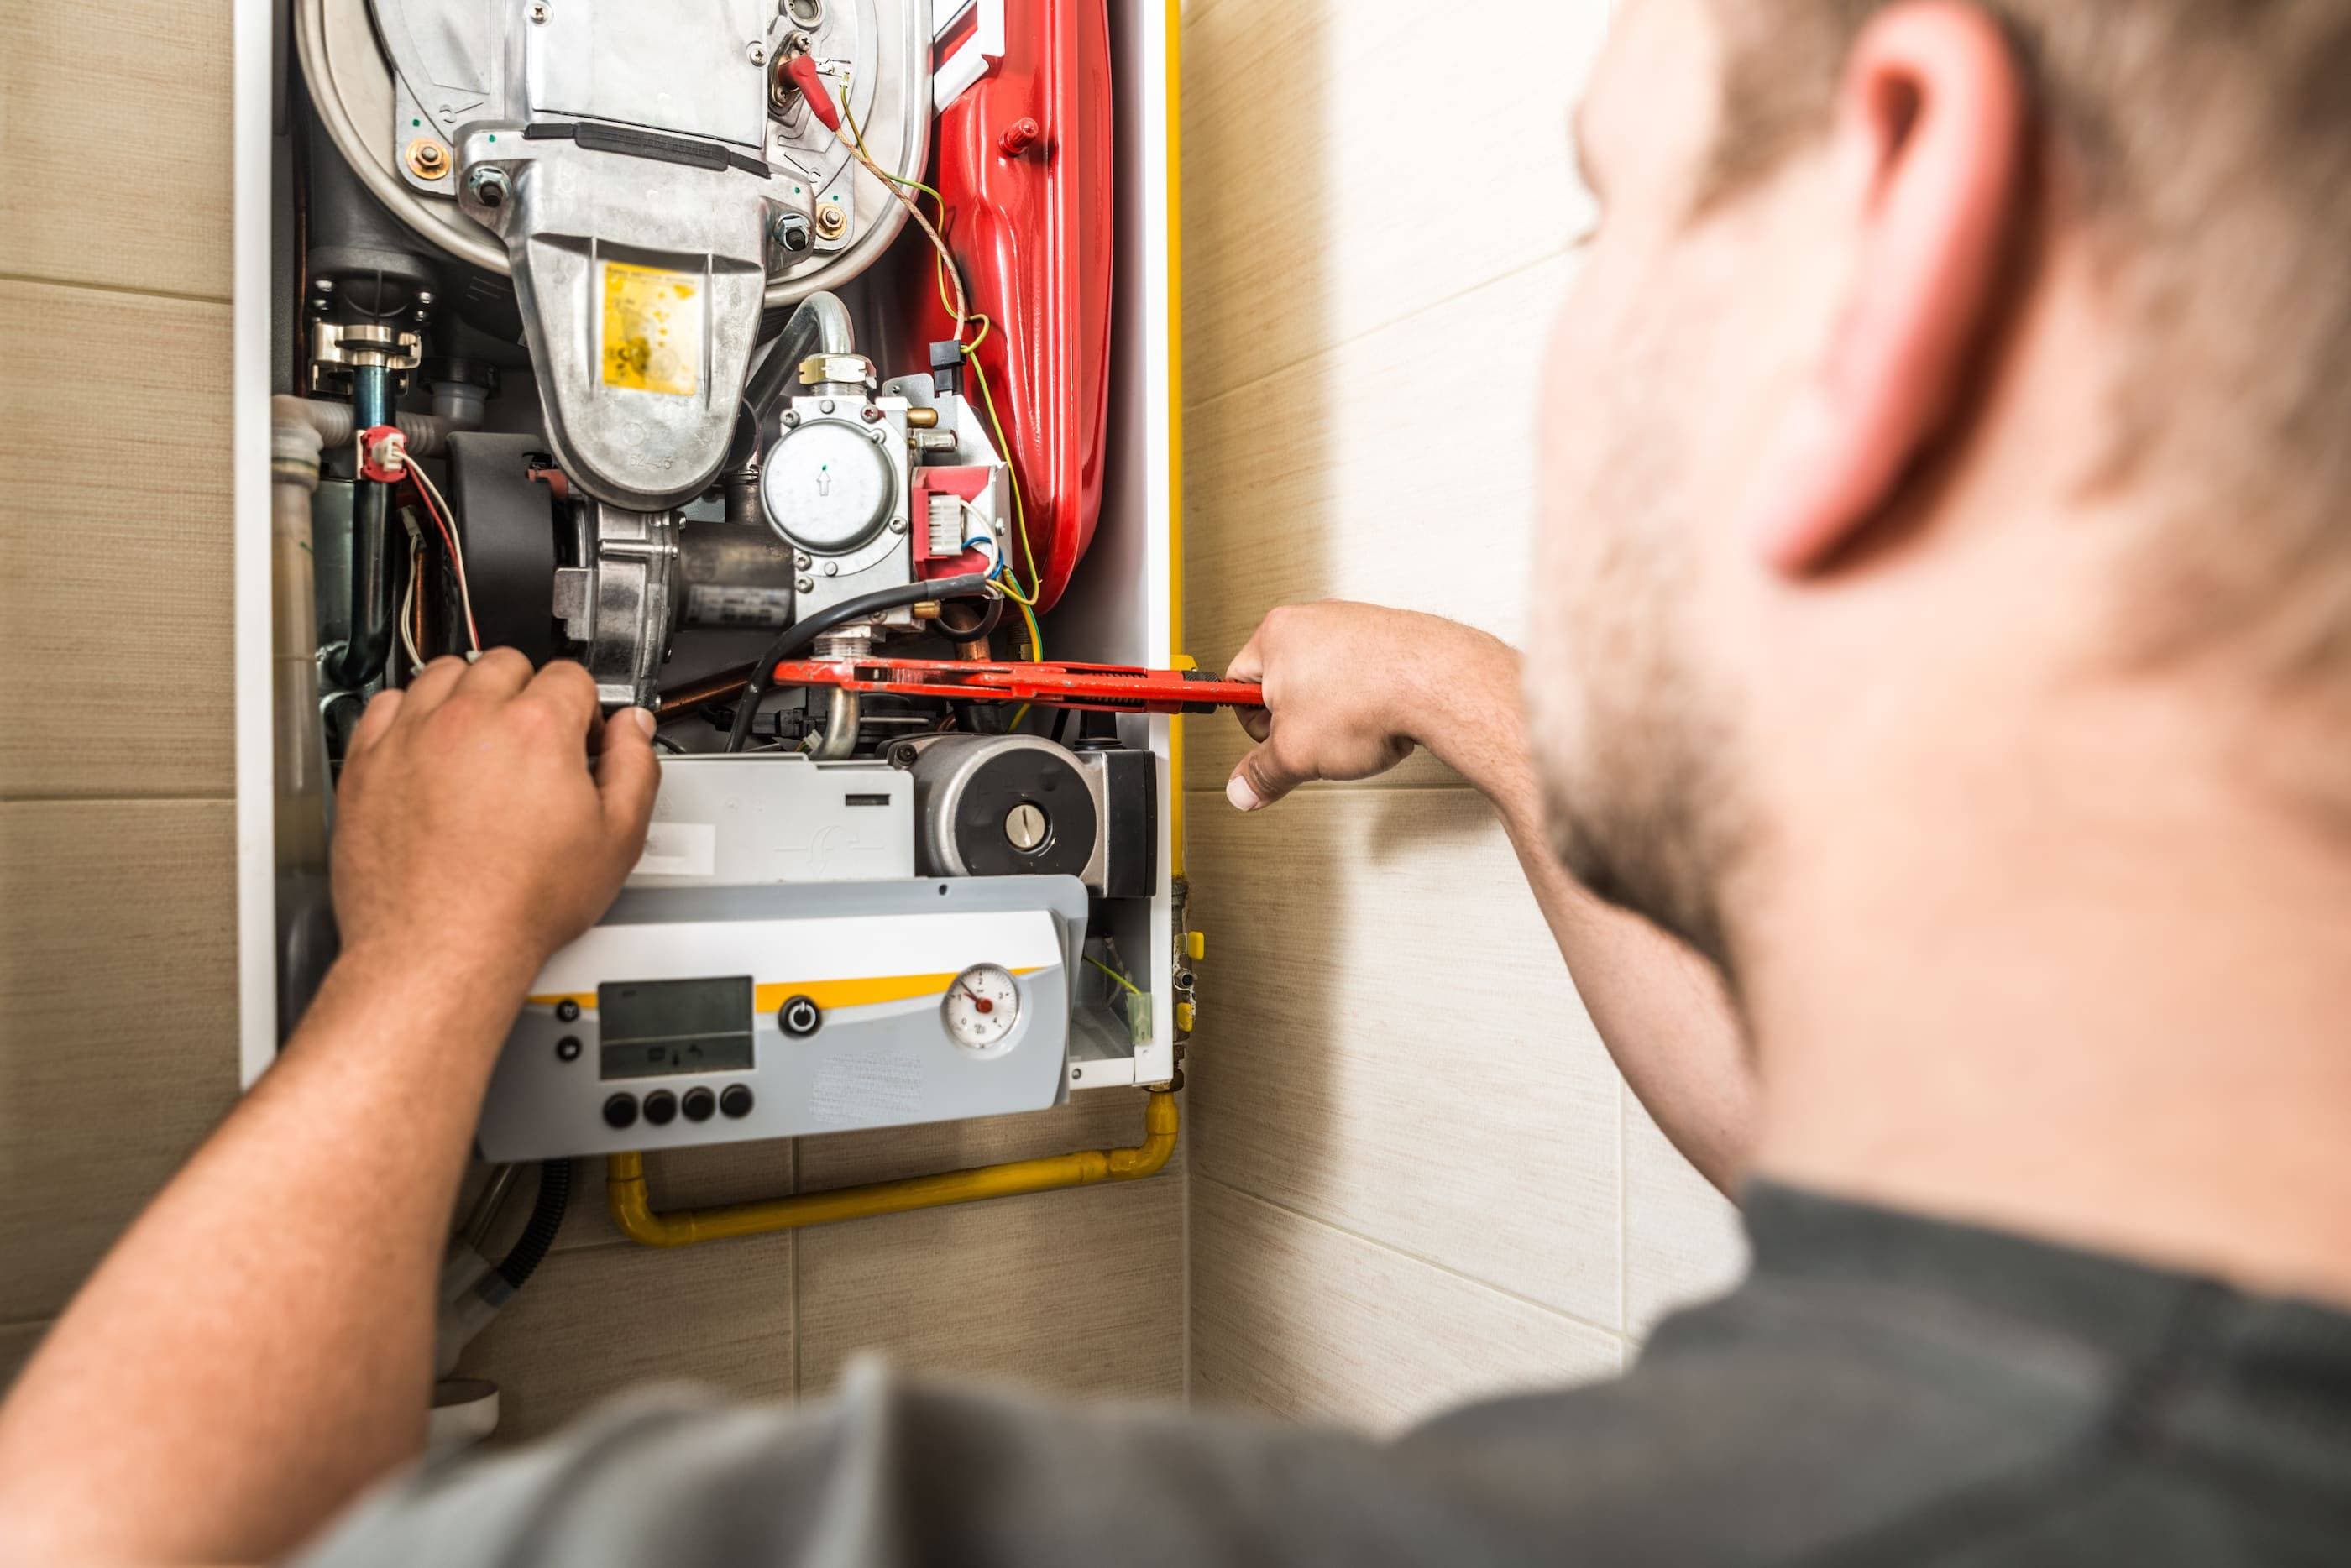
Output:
[932, 593, 1003, 645]
[725, 572, 997, 752]
[495, 1158, 572, 1292]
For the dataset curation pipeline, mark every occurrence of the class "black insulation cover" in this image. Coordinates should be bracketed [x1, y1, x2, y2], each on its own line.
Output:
[445, 433, 564, 665]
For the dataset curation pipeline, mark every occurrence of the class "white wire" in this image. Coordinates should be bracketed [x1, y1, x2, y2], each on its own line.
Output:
[398, 543, 425, 672]
[406, 459, 484, 655]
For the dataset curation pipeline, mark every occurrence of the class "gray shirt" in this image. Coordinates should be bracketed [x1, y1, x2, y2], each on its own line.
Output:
[301, 1184, 2351, 1565]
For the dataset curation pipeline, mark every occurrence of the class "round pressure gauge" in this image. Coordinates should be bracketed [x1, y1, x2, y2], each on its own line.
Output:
[942, 964, 1021, 1052]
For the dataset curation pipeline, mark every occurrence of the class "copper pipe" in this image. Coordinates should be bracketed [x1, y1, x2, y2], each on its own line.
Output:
[657, 665, 755, 713]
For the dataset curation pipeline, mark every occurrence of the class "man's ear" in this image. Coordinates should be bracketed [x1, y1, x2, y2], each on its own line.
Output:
[1741, 1, 2028, 575]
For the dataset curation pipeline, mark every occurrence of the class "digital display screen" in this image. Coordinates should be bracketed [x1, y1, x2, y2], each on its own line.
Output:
[598, 976, 755, 1080]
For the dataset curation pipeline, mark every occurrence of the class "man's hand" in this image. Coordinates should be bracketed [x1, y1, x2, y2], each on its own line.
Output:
[1225, 603, 1516, 811]
[334, 651, 661, 984]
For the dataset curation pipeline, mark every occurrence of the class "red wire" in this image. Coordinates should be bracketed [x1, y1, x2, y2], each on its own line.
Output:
[403, 473, 483, 651]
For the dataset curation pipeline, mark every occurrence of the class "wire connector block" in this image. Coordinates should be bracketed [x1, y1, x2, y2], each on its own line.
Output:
[357, 424, 411, 484]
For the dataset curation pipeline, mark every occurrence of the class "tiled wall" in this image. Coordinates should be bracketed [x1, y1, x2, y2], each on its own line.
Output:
[0, 0, 244, 1391]
[1176, 0, 1751, 1432]
[0, 2, 1183, 1434]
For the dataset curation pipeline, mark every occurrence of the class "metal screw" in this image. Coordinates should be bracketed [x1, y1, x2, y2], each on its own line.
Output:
[1004, 802, 1049, 851]
[1071, 1068, 1085, 1082]
[413, 309, 430, 322]
[861, 405, 882, 424]
[869, 611, 885, 624]
[781, 410, 800, 428]
[465, 165, 511, 208]
[813, 201, 847, 239]
[794, 551, 811, 568]
[819, 398, 835, 414]
[416, 290, 435, 306]
[796, 575, 814, 593]
[746, 39, 767, 65]
[527, 1, 548, 21]
[869, 426, 888, 444]
[822, 561, 839, 576]
[315, 278, 335, 294]
[888, 517, 908, 534]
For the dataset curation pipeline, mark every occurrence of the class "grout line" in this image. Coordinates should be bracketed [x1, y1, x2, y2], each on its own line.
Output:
[1176, 244, 1573, 420]
[0, 792, 236, 807]
[1196, 1172, 1631, 1346]
[0, 271, 233, 307]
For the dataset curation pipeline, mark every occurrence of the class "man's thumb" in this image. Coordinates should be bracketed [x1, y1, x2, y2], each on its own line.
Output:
[1228, 742, 1301, 813]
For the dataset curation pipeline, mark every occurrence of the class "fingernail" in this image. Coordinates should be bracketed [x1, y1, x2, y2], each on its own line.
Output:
[1226, 775, 1262, 813]
[628, 707, 657, 739]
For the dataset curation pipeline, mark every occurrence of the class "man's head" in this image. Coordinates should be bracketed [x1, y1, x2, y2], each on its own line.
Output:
[1526, 0, 2351, 981]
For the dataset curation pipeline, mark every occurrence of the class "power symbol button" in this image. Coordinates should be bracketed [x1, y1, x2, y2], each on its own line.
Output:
[779, 996, 822, 1037]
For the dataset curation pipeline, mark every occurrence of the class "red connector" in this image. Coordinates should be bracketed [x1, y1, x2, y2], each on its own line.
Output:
[356, 424, 409, 484]
[783, 54, 841, 132]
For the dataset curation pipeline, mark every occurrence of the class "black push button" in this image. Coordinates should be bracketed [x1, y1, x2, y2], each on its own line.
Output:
[602, 1093, 639, 1130]
[778, 995, 822, 1037]
[555, 1036, 582, 1063]
[720, 1085, 755, 1119]
[642, 1090, 678, 1126]
[555, 998, 581, 1023]
[682, 1087, 717, 1122]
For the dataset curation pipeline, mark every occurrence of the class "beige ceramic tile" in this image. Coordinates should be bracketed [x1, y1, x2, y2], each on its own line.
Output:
[0, 282, 234, 797]
[0, 800, 240, 1321]
[1624, 1087, 1750, 1339]
[0, 0, 234, 296]
[799, 1088, 1163, 1189]
[796, 1166, 1184, 1403]
[1178, 257, 1576, 792]
[456, 1236, 793, 1444]
[1181, 786, 1625, 1328]
[1180, 0, 1605, 407]
[1190, 1177, 1622, 1434]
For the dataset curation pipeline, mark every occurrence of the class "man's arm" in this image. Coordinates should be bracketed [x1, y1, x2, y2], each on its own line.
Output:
[1223, 603, 1754, 1193]
[0, 652, 659, 1566]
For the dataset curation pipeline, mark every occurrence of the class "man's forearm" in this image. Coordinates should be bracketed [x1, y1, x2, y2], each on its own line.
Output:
[0, 942, 528, 1565]
[1411, 630, 1756, 1194]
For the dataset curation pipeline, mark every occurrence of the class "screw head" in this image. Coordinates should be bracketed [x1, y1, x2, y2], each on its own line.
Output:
[416, 290, 435, 306]
[526, 1, 547, 20]
[796, 575, 814, 593]
[860, 405, 883, 423]
[813, 201, 848, 239]
[794, 551, 811, 569]
[314, 278, 335, 294]
[869, 426, 888, 444]
[888, 516, 908, 533]
[746, 39, 766, 65]
[822, 561, 840, 576]
[819, 397, 835, 415]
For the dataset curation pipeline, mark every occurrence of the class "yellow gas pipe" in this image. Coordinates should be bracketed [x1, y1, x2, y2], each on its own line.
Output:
[607, 1090, 1178, 1247]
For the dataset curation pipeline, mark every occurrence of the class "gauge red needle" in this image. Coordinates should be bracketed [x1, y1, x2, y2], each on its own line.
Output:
[960, 982, 992, 1013]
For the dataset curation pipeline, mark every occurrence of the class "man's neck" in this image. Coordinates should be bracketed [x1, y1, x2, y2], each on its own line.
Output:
[1743, 742, 2351, 1309]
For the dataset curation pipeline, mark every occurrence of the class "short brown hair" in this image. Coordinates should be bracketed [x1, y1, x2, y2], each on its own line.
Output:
[1704, 1, 2351, 690]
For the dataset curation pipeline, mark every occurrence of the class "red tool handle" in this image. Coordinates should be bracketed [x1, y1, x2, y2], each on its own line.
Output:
[769, 657, 1265, 715]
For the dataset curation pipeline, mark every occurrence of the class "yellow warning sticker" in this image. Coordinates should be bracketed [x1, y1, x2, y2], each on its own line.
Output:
[600, 261, 701, 396]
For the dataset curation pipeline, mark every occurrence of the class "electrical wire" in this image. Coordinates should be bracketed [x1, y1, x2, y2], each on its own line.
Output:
[398, 525, 427, 674]
[405, 460, 483, 655]
[833, 78, 1043, 628]
[1086, 954, 1143, 997]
